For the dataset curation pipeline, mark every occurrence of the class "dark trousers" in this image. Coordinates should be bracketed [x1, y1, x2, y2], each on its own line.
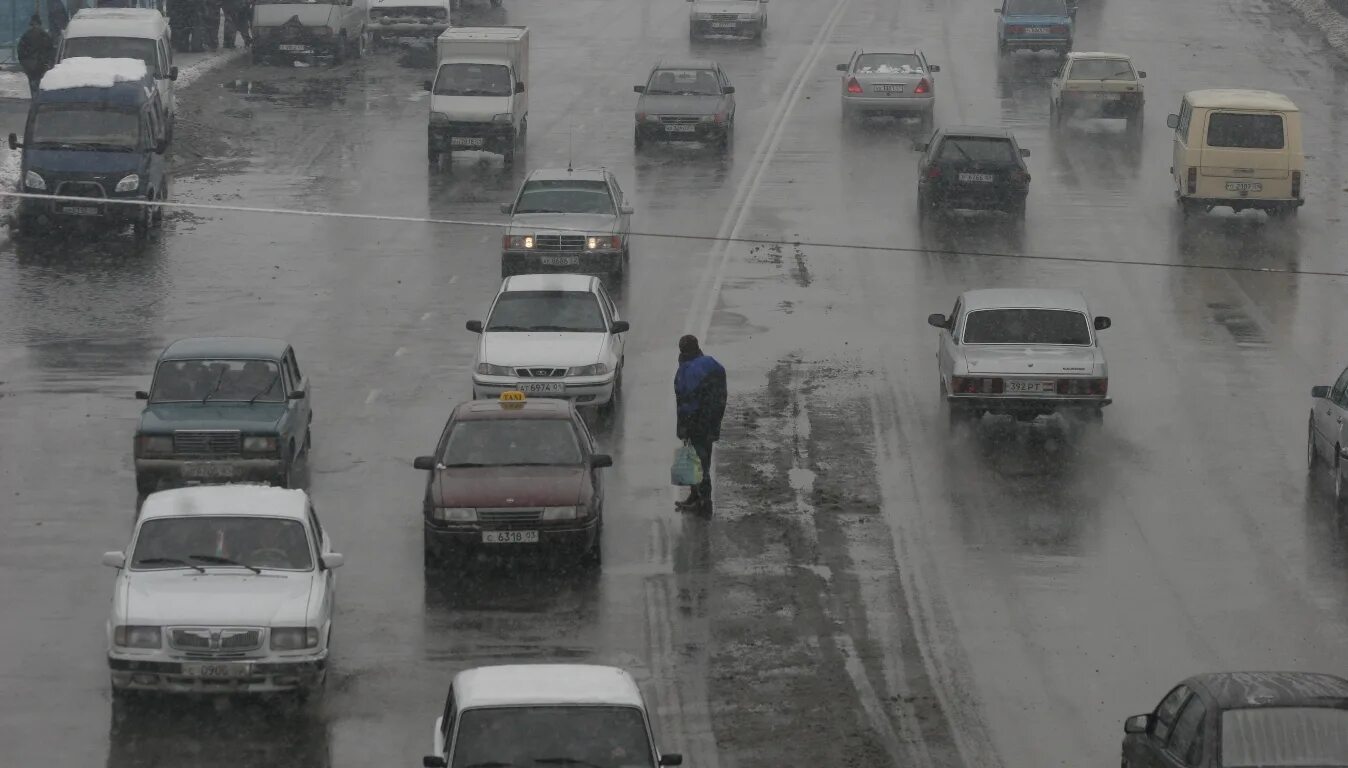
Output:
[25, 70, 43, 95]
[689, 434, 713, 501]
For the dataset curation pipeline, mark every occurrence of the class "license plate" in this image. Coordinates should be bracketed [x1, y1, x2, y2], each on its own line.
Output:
[58, 204, 100, 216]
[539, 255, 579, 266]
[278, 44, 309, 52]
[182, 463, 236, 479]
[711, 22, 736, 28]
[181, 662, 252, 679]
[664, 123, 697, 133]
[1005, 380, 1056, 394]
[483, 530, 539, 544]
[1024, 26, 1049, 33]
[959, 173, 995, 183]
[875, 84, 903, 93]
[1225, 181, 1262, 192]
[451, 137, 485, 147]
[517, 382, 564, 394]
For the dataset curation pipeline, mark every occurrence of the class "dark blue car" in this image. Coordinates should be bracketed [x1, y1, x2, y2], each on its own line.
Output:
[996, 0, 1074, 56]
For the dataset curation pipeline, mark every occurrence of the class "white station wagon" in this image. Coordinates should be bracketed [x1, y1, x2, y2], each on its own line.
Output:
[927, 288, 1112, 426]
[103, 485, 343, 700]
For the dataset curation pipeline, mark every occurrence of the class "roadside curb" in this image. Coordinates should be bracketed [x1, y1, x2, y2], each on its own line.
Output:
[1278, 0, 1348, 58]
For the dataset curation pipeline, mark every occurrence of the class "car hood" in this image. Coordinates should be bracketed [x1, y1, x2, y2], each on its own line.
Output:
[507, 212, 620, 236]
[692, 0, 761, 11]
[1002, 12, 1071, 23]
[432, 465, 587, 507]
[23, 148, 142, 176]
[122, 570, 314, 626]
[957, 345, 1102, 375]
[138, 403, 288, 434]
[254, 4, 338, 28]
[638, 94, 723, 117]
[479, 332, 607, 367]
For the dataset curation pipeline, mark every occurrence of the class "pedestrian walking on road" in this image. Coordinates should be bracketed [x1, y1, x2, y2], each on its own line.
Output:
[17, 15, 55, 97]
[47, 0, 70, 41]
[674, 334, 727, 514]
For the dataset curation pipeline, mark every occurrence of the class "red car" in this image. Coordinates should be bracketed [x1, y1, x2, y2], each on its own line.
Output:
[414, 392, 612, 569]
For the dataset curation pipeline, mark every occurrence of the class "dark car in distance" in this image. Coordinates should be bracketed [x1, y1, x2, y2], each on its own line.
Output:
[634, 59, 736, 153]
[914, 126, 1031, 220]
[1121, 671, 1348, 768]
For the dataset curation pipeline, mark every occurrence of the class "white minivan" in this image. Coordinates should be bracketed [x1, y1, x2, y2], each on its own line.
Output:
[252, 0, 369, 65]
[59, 9, 177, 136]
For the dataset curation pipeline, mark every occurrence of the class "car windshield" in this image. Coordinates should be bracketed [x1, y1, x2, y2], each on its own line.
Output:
[962, 309, 1092, 345]
[440, 419, 583, 466]
[451, 706, 655, 768]
[131, 516, 313, 571]
[1069, 59, 1135, 80]
[936, 137, 1017, 164]
[29, 105, 140, 151]
[514, 180, 615, 215]
[854, 53, 924, 74]
[1206, 112, 1285, 150]
[434, 63, 512, 97]
[61, 37, 158, 72]
[150, 359, 284, 403]
[1221, 707, 1348, 767]
[486, 291, 607, 333]
[1005, 0, 1067, 14]
[645, 69, 721, 96]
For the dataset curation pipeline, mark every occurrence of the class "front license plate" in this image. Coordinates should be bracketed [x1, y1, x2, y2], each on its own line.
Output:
[959, 173, 995, 183]
[664, 123, 697, 133]
[539, 255, 579, 266]
[1005, 380, 1056, 394]
[58, 204, 100, 216]
[182, 463, 236, 480]
[483, 530, 539, 544]
[278, 44, 309, 52]
[181, 662, 252, 679]
[1024, 26, 1049, 33]
[875, 84, 903, 93]
[451, 136, 485, 147]
[517, 382, 564, 394]
[1225, 181, 1262, 192]
[711, 22, 736, 28]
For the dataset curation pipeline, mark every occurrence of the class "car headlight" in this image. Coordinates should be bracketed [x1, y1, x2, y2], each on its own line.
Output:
[113, 625, 162, 649]
[542, 505, 582, 520]
[740, 13, 757, 19]
[566, 363, 609, 376]
[586, 235, 621, 250]
[24, 170, 45, 191]
[136, 435, 173, 456]
[242, 436, 278, 454]
[115, 174, 140, 193]
[492, 113, 513, 123]
[270, 627, 319, 650]
[504, 234, 534, 249]
[432, 507, 477, 522]
[430, 111, 451, 125]
[476, 363, 514, 376]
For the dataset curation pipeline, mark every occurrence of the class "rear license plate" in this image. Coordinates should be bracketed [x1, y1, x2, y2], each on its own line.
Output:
[278, 44, 309, 52]
[1006, 380, 1056, 394]
[875, 84, 903, 93]
[959, 173, 995, 183]
[1024, 26, 1049, 33]
[664, 123, 696, 133]
[58, 204, 100, 216]
[182, 463, 236, 480]
[539, 255, 579, 266]
[517, 382, 564, 394]
[451, 136, 485, 147]
[181, 662, 251, 679]
[1225, 181, 1262, 192]
[711, 21, 736, 28]
[483, 530, 539, 544]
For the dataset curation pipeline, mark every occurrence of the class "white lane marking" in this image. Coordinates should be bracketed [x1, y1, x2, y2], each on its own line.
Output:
[394, 347, 409, 357]
[420, 312, 436, 323]
[366, 388, 381, 404]
[683, 0, 854, 340]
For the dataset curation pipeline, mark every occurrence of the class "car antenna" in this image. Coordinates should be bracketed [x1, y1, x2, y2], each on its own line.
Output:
[567, 122, 574, 173]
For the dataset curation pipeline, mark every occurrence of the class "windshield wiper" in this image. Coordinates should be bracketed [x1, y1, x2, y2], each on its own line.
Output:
[529, 325, 598, 332]
[441, 462, 490, 467]
[485, 324, 530, 331]
[201, 368, 227, 403]
[248, 372, 281, 404]
[535, 758, 605, 768]
[188, 554, 262, 574]
[136, 557, 207, 573]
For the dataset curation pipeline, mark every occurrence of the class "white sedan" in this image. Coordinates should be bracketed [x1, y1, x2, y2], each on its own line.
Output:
[927, 288, 1112, 426]
[103, 485, 343, 700]
[467, 273, 629, 418]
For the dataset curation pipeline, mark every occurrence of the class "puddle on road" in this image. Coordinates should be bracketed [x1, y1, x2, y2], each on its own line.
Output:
[220, 78, 348, 106]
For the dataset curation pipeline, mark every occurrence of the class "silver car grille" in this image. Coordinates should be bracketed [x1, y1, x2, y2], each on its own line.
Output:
[477, 508, 544, 523]
[173, 430, 242, 455]
[660, 116, 701, 125]
[710, 12, 739, 21]
[532, 234, 586, 251]
[169, 627, 263, 653]
[55, 181, 106, 198]
[515, 367, 566, 378]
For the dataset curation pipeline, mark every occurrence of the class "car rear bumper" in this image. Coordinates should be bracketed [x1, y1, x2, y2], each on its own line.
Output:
[109, 655, 327, 694]
[472, 374, 616, 406]
[425, 518, 599, 557]
[135, 458, 285, 489]
[1060, 92, 1142, 116]
[923, 186, 1026, 211]
[1002, 36, 1071, 50]
[1179, 195, 1303, 210]
[500, 249, 623, 275]
[368, 22, 447, 37]
[842, 94, 933, 113]
[637, 121, 729, 143]
[948, 395, 1111, 418]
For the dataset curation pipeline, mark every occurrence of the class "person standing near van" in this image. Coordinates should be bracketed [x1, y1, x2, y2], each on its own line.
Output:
[17, 16, 55, 96]
[47, 0, 70, 42]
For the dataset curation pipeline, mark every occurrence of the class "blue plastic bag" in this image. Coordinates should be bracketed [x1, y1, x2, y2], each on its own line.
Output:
[671, 442, 704, 486]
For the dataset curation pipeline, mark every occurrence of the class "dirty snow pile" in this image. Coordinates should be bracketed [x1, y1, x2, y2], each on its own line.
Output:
[40, 57, 148, 91]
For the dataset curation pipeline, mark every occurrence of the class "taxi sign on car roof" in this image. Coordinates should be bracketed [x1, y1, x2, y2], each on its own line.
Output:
[500, 391, 526, 409]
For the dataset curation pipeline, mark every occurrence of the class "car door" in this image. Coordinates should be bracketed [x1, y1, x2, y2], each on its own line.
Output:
[307, 504, 337, 638]
[576, 414, 604, 509]
[1050, 58, 1068, 104]
[1157, 693, 1208, 768]
[937, 297, 962, 387]
[283, 348, 312, 451]
[598, 285, 625, 367]
[1172, 99, 1193, 191]
[608, 174, 631, 242]
[718, 68, 736, 120]
[1128, 685, 1193, 768]
[1315, 367, 1348, 460]
[155, 36, 175, 118]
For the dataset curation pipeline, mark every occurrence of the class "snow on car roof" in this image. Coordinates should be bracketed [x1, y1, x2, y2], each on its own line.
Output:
[453, 665, 646, 709]
[1184, 89, 1298, 112]
[65, 9, 168, 38]
[960, 288, 1090, 312]
[139, 485, 311, 522]
[1066, 51, 1132, 60]
[40, 57, 149, 91]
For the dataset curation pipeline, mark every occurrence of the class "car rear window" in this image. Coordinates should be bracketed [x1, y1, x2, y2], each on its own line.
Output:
[854, 53, 924, 74]
[1068, 59, 1135, 80]
[936, 137, 1018, 164]
[1221, 707, 1348, 767]
[646, 69, 721, 96]
[1206, 112, 1284, 150]
[1005, 0, 1067, 15]
[441, 419, 582, 466]
[962, 309, 1091, 345]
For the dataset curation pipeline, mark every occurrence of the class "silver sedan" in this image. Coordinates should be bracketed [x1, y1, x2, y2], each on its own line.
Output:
[837, 49, 939, 129]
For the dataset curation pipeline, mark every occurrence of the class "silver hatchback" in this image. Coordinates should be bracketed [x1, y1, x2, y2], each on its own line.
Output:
[837, 49, 939, 129]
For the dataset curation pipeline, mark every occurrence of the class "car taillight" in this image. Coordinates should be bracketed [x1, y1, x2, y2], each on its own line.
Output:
[1292, 170, 1302, 198]
[914, 78, 930, 95]
[926, 166, 942, 179]
[1011, 169, 1030, 185]
[1049, 25, 1066, 33]
[713, 112, 726, 124]
[1186, 167, 1197, 194]
[951, 376, 1004, 394]
[635, 111, 646, 122]
[846, 77, 862, 94]
[1055, 378, 1107, 396]
[1008, 24, 1024, 33]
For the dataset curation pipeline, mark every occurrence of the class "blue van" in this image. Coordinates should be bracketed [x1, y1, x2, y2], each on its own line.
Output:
[8, 57, 170, 240]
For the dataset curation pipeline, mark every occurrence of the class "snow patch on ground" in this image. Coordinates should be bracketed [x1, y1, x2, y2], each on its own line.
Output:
[1278, 0, 1348, 56]
[41, 57, 147, 91]
[175, 47, 246, 90]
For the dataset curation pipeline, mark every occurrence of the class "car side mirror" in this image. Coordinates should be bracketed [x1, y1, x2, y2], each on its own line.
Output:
[423, 757, 448, 768]
[912, 142, 927, 152]
[1313, 385, 1331, 399]
[1124, 714, 1151, 735]
[413, 455, 437, 471]
[659, 755, 683, 767]
[287, 390, 306, 400]
[722, 86, 735, 94]
[320, 552, 345, 570]
[620, 205, 634, 215]
[590, 453, 614, 468]
[135, 390, 150, 400]
[168, 65, 178, 80]
[929, 64, 940, 72]
[466, 320, 483, 333]
[102, 551, 127, 569]
[1094, 316, 1111, 330]
[634, 84, 646, 93]
[1165, 113, 1179, 129]
[994, 6, 1002, 12]
[927, 313, 947, 329]
[423, 79, 433, 91]
[611, 320, 630, 334]
[1137, 71, 1146, 78]
[8, 132, 19, 150]
[1020, 148, 1031, 157]
[499, 202, 513, 214]
[514, 81, 524, 94]
[836, 63, 847, 71]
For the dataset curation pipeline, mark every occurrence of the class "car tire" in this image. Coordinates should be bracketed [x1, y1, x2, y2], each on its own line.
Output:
[133, 202, 152, 242]
[1007, 198, 1026, 220]
[1050, 98, 1061, 127]
[1127, 106, 1143, 134]
[997, 39, 1008, 56]
[583, 531, 603, 568]
[598, 367, 622, 424]
[423, 528, 447, 571]
[1335, 452, 1346, 509]
[12, 212, 35, 238]
[502, 138, 515, 168]
[277, 444, 295, 488]
[1309, 420, 1319, 471]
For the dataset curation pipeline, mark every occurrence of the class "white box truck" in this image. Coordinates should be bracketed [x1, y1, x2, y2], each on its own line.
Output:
[426, 26, 529, 167]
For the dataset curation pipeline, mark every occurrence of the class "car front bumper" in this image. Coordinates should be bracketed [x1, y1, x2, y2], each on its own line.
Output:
[18, 193, 149, 227]
[429, 123, 516, 154]
[500, 248, 623, 275]
[948, 395, 1111, 419]
[472, 372, 616, 406]
[425, 517, 599, 558]
[1060, 92, 1142, 117]
[135, 457, 285, 490]
[109, 653, 327, 694]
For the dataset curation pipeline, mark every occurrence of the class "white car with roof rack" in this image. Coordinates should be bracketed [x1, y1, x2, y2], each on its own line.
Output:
[927, 288, 1112, 426]
[102, 485, 343, 700]
[422, 664, 683, 768]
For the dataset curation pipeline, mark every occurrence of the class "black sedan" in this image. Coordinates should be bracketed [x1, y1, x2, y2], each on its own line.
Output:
[913, 126, 1031, 220]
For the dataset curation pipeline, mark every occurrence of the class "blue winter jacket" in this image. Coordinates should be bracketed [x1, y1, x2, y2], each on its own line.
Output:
[674, 354, 727, 440]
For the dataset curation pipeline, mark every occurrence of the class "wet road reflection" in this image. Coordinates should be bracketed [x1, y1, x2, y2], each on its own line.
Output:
[109, 699, 331, 768]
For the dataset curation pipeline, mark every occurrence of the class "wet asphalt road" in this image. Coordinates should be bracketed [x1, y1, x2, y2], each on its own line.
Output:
[4, 0, 1348, 765]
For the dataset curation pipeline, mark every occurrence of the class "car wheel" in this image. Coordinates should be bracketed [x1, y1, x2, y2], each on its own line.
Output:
[502, 139, 515, 168]
[304, 426, 313, 453]
[1050, 98, 1061, 126]
[333, 33, 346, 64]
[583, 531, 603, 568]
[598, 368, 621, 424]
[132, 201, 152, 242]
[278, 444, 295, 488]
[1127, 106, 1143, 134]
[1309, 420, 1319, 471]
[997, 39, 1007, 56]
[1007, 198, 1026, 220]
[1335, 452, 1346, 509]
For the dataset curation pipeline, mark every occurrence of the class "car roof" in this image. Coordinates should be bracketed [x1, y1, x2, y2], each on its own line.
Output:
[960, 288, 1090, 312]
[139, 485, 311, 522]
[652, 58, 719, 71]
[1184, 89, 1298, 111]
[1186, 672, 1348, 710]
[525, 167, 609, 183]
[853, 48, 922, 56]
[453, 397, 576, 421]
[160, 337, 290, 361]
[1066, 51, 1132, 60]
[500, 273, 600, 293]
[936, 125, 1016, 139]
[66, 8, 168, 37]
[453, 665, 646, 709]
[37, 58, 154, 102]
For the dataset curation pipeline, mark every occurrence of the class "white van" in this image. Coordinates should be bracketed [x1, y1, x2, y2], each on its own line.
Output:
[426, 27, 529, 166]
[252, 0, 369, 65]
[59, 9, 177, 136]
[1166, 89, 1305, 219]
